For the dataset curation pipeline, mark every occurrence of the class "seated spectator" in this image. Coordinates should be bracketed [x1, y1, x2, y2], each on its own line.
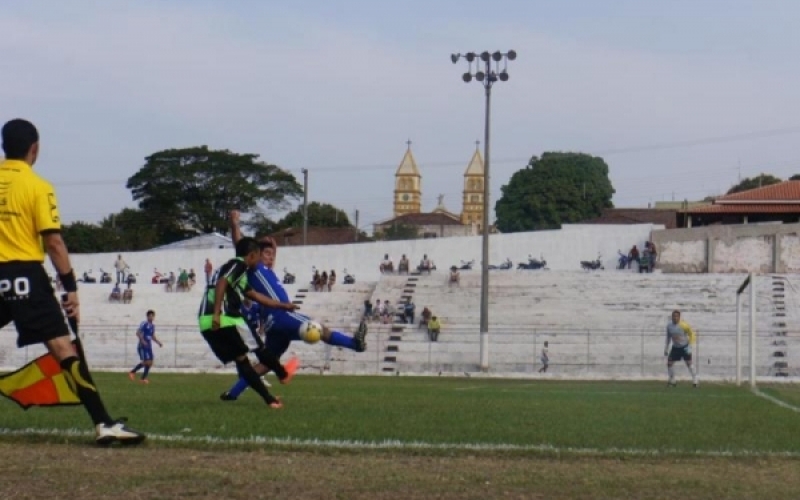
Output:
[428, 316, 441, 342]
[372, 299, 383, 322]
[166, 272, 176, 292]
[403, 298, 415, 324]
[418, 254, 433, 274]
[178, 269, 190, 291]
[122, 288, 134, 304]
[398, 254, 410, 274]
[188, 268, 197, 286]
[419, 306, 432, 329]
[109, 284, 121, 303]
[329, 270, 336, 291]
[628, 245, 640, 269]
[639, 250, 651, 274]
[380, 254, 394, 274]
[125, 273, 135, 287]
[449, 266, 460, 286]
[363, 300, 373, 320]
[382, 301, 394, 324]
[321, 271, 329, 292]
[313, 269, 321, 292]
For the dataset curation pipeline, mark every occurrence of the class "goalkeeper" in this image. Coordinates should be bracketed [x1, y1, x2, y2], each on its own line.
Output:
[664, 309, 698, 388]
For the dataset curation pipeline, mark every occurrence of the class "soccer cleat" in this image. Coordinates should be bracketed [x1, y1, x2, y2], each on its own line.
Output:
[268, 396, 283, 409]
[693, 381, 699, 389]
[220, 391, 238, 401]
[280, 356, 300, 384]
[95, 419, 146, 446]
[667, 380, 677, 388]
[354, 320, 369, 352]
[140, 379, 150, 385]
[127, 372, 136, 381]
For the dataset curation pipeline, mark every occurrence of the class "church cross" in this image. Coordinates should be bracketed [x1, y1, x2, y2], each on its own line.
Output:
[406, 139, 412, 149]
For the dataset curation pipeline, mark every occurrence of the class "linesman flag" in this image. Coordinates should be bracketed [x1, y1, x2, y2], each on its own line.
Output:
[0, 298, 87, 409]
[0, 342, 81, 409]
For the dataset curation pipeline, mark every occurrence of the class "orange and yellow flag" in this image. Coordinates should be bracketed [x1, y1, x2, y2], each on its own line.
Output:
[0, 344, 80, 410]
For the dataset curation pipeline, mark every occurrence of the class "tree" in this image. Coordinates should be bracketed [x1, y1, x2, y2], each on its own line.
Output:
[790, 174, 800, 181]
[495, 152, 615, 233]
[726, 174, 782, 194]
[61, 222, 117, 253]
[375, 223, 419, 241]
[99, 208, 163, 251]
[274, 202, 352, 231]
[126, 146, 303, 235]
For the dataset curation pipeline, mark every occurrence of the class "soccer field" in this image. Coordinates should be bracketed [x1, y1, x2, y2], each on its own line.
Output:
[2, 374, 800, 499]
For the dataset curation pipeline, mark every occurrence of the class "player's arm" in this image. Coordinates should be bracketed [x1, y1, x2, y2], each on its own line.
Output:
[244, 289, 298, 311]
[230, 210, 243, 245]
[681, 321, 696, 345]
[136, 328, 145, 345]
[212, 275, 230, 330]
[151, 331, 164, 348]
[37, 185, 79, 320]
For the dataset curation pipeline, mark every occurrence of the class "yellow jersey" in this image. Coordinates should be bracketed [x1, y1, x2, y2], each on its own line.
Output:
[0, 159, 62, 262]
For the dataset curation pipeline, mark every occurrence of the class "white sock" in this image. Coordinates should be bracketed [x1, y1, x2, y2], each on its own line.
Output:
[687, 364, 697, 382]
[668, 366, 675, 381]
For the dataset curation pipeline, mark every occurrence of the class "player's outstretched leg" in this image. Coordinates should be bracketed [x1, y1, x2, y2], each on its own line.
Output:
[221, 349, 299, 401]
[233, 356, 282, 408]
[323, 320, 368, 353]
[128, 362, 143, 381]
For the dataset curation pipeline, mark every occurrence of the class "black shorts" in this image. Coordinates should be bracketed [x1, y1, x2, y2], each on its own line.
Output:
[0, 262, 69, 347]
[201, 325, 253, 364]
[669, 345, 691, 362]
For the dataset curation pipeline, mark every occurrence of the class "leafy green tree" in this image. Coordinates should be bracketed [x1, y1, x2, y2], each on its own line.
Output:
[376, 223, 419, 241]
[726, 174, 782, 194]
[126, 146, 302, 235]
[275, 202, 352, 231]
[99, 208, 163, 250]
[61, 222, 117, 253]
[495, 152, 615, 232]
[789, 174, 800, 181]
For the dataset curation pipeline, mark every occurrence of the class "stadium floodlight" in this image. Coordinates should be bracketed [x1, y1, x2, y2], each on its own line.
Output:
[450, 49, 516, 372]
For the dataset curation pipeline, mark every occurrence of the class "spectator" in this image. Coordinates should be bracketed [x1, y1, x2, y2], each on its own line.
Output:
[628, 245, 640, 269]
[419, 306, 432, 330]
[363, 300, 373, 320]
[109, 283, 121, 302]
[313, 269, 321, 292]
[329, 270, 336, 291]
[178, 269, 190, 291]
[403, 298, 415, 324]
[419, 254, 433, 274]
[398, 254, 410, 274]
[373, 300, 382, 322]
[449, 266, 460, 287]
[380, 254, 393, 274]
[114, 254, 129, 284]
[428, 316, 441, 342]
[188, 268, 196, 286]
[204, 258, 213, 286]
[382, 300, 393, 324]
[166, 272, 176, 292]
[321, 271, 329, 292]
[648, 241, 658, 271]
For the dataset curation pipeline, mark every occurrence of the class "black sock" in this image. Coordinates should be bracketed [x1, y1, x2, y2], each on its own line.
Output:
[131, 363, 143, 373]
[60, 356, 113, 426]
[235, 359, 277, 404]
[255, 348, 287, 380]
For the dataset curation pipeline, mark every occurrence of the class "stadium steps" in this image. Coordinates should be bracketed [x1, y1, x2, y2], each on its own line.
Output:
[769, 276, 790, 377]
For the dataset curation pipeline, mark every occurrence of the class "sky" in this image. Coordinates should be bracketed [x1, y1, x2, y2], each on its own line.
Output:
[3, 0, 800, 231]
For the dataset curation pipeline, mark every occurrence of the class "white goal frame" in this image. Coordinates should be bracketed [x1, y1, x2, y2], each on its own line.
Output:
[735, 273, 756, 387]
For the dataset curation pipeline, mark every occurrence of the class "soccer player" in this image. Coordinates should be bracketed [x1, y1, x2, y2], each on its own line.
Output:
[199, 236, 299, 408]
[128, 310, 162, 384]
[220, 211, 368, 401]
[664, 309, 698, 388]
[0, 119, 145, 444]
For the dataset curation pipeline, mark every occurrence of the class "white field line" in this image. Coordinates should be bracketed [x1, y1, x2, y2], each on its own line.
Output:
[453, 384, 744, 398]
[752, 387, 800, 413]
[1, 427, 800, 459]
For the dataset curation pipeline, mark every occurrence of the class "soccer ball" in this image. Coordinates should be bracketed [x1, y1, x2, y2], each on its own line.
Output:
[299, 321, 322, 344]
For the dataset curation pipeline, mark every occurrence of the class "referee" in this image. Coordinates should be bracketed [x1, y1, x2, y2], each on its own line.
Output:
[0, 119, 145, 445]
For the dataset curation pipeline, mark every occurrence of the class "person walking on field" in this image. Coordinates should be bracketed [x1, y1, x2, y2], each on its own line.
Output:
[665, 309, 698, 388]
[0, 119, 145, 445]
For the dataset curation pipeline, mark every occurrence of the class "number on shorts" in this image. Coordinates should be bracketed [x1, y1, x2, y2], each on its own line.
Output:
[0, 277, 31, 297]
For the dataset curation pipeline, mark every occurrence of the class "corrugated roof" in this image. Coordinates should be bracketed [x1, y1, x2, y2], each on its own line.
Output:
[268, 226, 369, 246]
[583, 208, 677, 229]
[715, 180, 800, 202]
[686, 204, 800, 214]
[380, 212, 464, 226]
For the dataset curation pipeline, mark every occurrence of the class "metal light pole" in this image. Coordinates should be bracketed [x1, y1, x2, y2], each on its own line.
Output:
[301, 168, 309, 246]
[451, 50, 516, 372]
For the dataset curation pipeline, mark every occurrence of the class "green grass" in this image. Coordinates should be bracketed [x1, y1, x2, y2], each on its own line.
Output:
[2, 373, 800, 455]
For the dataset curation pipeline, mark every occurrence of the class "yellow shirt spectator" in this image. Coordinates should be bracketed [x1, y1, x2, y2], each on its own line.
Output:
[428, 317, 441, 331]
[0, 159, 62, 262]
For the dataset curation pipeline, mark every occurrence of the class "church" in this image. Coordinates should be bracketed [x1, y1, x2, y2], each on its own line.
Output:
[373, 142, 487, 239]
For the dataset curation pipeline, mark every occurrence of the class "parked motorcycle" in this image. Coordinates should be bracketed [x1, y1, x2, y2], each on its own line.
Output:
[79, 270, 97, 283]
[343, 269, 355, 285]
[99, 268, 112, 284]
[581, 254, 604, 271]
[518, 255, 547, 270]
[458, 259, 475, 271]
[283, 267, 296, 285]
[489, 258, 513, 270]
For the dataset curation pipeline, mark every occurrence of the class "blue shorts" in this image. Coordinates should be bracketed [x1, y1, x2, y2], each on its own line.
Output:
[137, 344, 154, 361]
[264, 310, 308, 357]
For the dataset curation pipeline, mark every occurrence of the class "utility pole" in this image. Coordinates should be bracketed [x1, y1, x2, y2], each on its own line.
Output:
[301, 168, 308, 246]
[354, 209, 359, 242]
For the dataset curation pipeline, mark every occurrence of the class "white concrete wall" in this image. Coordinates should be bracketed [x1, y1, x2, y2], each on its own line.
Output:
[64, 224, 659, 284]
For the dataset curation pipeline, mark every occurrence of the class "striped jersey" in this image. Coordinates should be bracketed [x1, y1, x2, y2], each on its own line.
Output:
[198, 258, 251, 318]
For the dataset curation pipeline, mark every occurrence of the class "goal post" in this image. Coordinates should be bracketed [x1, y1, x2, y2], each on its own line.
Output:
[735, 273, 756, 388]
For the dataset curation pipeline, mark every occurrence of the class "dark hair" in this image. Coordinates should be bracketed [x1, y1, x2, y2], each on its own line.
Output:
[146, 310, 155, 316]
[258, 237, 274, 250]
[235, 236, 260, 257]
[672, 310, 680, 316]
[2, 119, 39, 159]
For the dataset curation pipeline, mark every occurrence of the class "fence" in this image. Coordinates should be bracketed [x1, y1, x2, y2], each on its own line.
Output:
[2, 323, 795, 380]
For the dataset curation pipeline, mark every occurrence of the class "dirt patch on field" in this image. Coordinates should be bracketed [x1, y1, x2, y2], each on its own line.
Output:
[2, 443, 799, 500]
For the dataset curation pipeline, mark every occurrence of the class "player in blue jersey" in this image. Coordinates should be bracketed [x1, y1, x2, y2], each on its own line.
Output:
[220, 211, 368, 401]
[128, 310, 162, 384]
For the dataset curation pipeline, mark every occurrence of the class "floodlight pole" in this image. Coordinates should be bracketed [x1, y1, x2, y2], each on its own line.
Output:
[301, 168, 309, 246]
[452, 50, 516, 372]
